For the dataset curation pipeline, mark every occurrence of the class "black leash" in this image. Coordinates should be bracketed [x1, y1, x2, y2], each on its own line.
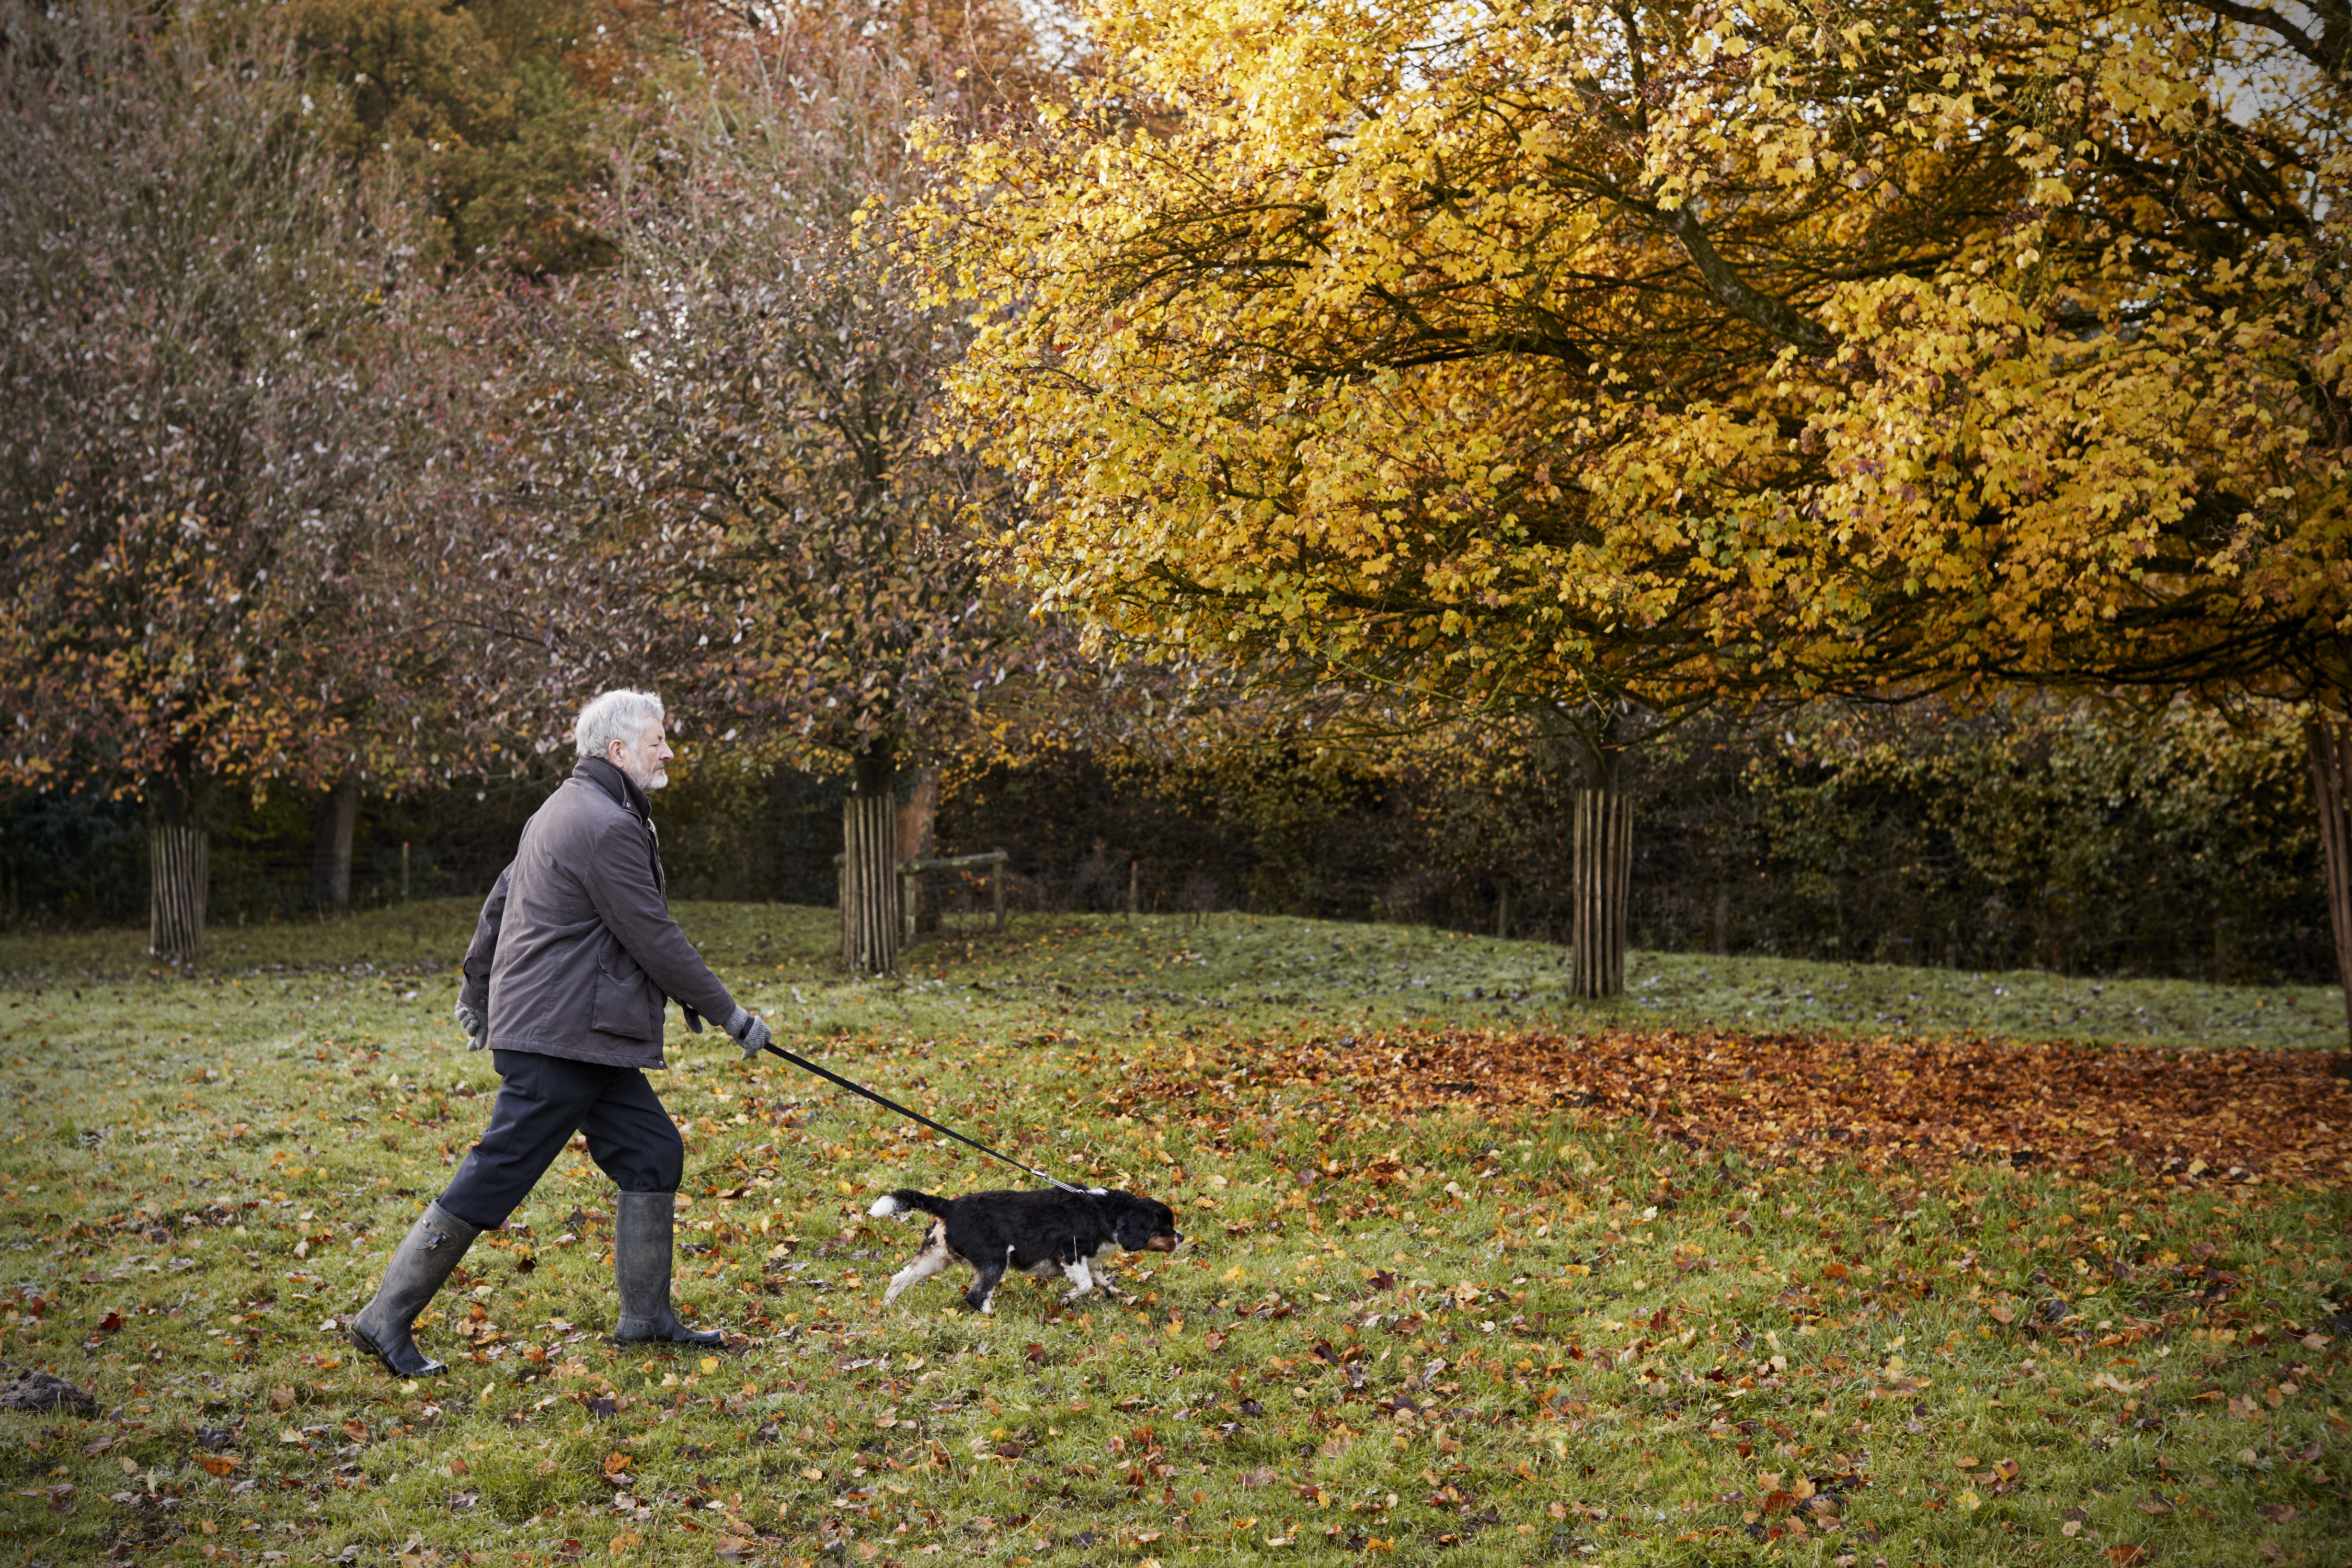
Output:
[744, 1038, 1089, 1195]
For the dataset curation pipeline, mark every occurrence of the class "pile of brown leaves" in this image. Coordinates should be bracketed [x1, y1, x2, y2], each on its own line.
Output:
[1205, 1029, 2352, 1189]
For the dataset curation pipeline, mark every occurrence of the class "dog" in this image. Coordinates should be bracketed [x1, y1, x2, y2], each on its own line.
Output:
[867, 1186, 1182, 1314]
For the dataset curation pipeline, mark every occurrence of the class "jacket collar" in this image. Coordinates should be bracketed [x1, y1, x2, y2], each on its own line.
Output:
[575, 755, 653, 824]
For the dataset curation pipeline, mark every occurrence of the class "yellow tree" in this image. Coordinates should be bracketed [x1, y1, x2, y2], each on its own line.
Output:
[915, 0, 2349, 997]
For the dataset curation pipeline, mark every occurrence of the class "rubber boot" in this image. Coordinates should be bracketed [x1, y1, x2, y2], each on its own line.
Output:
[613, 1190, 723, 1345]
[348, 1201, 479, 1377]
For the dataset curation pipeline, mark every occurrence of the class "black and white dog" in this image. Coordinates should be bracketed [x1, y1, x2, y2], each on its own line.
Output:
[867, 1186, 1182, 1314]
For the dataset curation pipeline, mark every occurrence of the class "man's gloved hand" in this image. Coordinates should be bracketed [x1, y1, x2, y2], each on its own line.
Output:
[455, 1002, 488, 1053]
[723, 1005, 772, 1060]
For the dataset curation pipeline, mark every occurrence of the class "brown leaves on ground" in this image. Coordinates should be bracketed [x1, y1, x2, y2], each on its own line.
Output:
[1185, 1028, 2352, 1188]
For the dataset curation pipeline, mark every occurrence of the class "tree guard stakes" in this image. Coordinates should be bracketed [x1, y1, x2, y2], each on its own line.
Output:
[1570, 789, 1633, 1001]
[838, 794, 899, 975]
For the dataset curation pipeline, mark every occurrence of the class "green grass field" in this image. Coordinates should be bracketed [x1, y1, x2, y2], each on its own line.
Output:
[0, 903, 2345, 1567]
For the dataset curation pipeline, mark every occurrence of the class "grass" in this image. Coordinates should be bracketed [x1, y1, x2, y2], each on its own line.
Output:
[7, 901, 2340, 1051]
[0, 902, 2345, 1568]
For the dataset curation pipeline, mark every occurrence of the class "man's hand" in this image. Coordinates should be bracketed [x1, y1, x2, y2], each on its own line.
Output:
[723, 1006, 773, 1060]
[454, 1002, 488, 1053]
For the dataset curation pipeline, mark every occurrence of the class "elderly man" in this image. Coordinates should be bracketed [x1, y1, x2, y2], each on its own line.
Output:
[349, 689, 773, 1378]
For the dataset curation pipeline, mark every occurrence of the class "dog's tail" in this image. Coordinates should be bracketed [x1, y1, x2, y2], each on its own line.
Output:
[867, 1189, 951, 1222]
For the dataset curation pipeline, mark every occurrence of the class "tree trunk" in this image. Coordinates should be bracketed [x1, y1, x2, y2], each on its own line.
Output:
[841, 742, 899, 975]
[311, 777, 357, 913]
[897, 766, 940, 935]
[1570, 787, 1633, 998]
[2306, 715, 2352, 1049]
[149, 780, 208, 966]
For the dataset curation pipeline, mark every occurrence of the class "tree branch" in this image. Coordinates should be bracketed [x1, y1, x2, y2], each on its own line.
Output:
[2185, 0, 2346, 75]
[1655, 203, 1834, 353]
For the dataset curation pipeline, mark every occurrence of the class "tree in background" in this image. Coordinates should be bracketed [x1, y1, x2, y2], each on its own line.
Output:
[286, 0, 655, 275]
[275, 0, 681, 907]
[916, 0, 2349, 999]
[0, 1, 444, 962]
[432, 0, 1087, 972]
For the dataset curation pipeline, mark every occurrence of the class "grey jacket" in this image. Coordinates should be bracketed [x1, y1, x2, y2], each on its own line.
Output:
[458, 757, 736, 1069]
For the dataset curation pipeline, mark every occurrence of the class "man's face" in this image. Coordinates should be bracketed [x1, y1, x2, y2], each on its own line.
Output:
[608, 716, 673, 791]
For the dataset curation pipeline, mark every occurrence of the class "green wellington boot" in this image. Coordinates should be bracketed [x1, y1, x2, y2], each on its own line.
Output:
[348, 1201, 479, 1377]
[613, 1190, 723, 1345]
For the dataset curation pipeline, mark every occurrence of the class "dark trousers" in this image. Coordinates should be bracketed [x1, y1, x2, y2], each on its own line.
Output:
[436, 1050, 685, 1231]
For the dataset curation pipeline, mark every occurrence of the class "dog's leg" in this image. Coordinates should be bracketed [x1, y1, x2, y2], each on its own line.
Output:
[1089, 1248, 1135, 1302]
[882, 1224, 954, 1306]
[964, 1247, 1010, 1315]
[1058, 1257, 1095, 1305]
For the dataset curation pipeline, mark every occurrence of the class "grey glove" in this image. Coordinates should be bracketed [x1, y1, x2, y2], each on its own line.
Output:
[454, 1002, 487, 1053]
[723, 1005, 772, 1059]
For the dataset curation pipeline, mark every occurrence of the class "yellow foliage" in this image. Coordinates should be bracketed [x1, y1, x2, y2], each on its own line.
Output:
[912, 0, 2350, 715]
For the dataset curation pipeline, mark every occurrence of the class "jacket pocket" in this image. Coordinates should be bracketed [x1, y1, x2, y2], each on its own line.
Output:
[589, 948, 660, 1042]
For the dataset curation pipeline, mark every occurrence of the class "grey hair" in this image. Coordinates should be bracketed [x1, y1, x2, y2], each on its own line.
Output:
[574, 688, 665, 761]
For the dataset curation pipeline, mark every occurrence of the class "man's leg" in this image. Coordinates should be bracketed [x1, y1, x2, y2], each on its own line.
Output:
[576, 1071, 718, 1345]
[351, 1053, 612, 1377]
[438, 1052, 621, 1230]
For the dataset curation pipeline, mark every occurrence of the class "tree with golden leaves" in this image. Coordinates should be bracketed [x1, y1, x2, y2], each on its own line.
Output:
[915, 0, 2350, 1000]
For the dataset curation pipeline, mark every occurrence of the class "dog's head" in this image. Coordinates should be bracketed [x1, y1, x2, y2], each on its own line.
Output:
[1108, 1191, 1183, 1254]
